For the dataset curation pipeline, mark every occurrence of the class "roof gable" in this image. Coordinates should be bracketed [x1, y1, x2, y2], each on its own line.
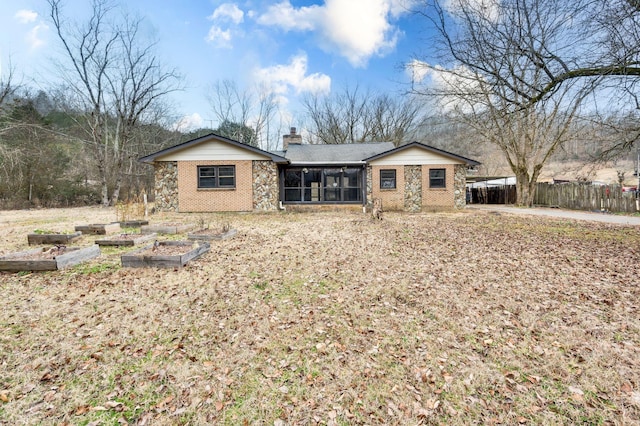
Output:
[365, 141, 480, 166]
[139, 133, 289, 164]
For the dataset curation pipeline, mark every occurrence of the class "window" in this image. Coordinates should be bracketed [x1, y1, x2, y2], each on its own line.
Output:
[198, 165, 235, 189]
[429, 168, 446, 189]
[283, 167, 362, 203]
[284, 170, 302, 201]
[380, 169, 396, 189]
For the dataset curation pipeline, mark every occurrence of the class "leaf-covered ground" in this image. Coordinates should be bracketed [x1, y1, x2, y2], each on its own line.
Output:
[0, 207, 639, 425]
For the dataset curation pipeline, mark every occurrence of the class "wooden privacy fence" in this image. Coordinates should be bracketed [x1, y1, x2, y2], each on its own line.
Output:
[534, 183, 639, 213]
[469, 186, 517, 204]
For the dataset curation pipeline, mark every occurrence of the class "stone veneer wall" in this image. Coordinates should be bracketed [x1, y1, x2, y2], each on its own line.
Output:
[154, 162, 178, 212]
[453, 164, 467, 209]
[404, 165, 422, 212]
[366, 166, 373, 211]
[253, 160, 279, 211]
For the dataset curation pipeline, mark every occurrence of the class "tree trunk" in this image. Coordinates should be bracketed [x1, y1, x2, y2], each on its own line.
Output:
[97, 160, 110, 207]
[110, 177, 122, 206]
[514, 170, 535, 207]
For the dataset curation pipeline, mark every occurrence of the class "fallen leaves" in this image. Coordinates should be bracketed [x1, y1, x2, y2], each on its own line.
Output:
[1, 209, 639, 424]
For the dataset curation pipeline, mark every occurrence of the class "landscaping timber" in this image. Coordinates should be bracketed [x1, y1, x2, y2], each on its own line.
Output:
[118, 220, 149, 227]
[0, 245, 101, 272]
[27, 231, 82, 245]
[140, 222, 195, 235]
[75, 223, 121, 235]
[121, 241, 210, 268]
[95, 232, 158, 247]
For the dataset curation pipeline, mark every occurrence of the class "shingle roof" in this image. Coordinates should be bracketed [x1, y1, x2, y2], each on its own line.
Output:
[139, 135, 480, 167]
[275, 142, 396, 164]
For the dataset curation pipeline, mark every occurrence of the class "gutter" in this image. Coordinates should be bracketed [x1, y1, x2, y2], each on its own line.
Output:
[287, 161, 367, 166]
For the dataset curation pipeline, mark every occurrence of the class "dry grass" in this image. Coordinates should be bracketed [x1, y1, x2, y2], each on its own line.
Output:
[1, 206, 639, 425]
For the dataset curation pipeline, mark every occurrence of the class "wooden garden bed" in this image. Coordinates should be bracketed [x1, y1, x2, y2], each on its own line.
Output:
[118, 220, 149, 228]
[95, 232, 157, 247]
[27, 231, 82, 245]
[0, 245, 101, 271]
[140, 222, 196, 235]
[187, 228, 237, 241]
[121, 241, 210, 268]
[75, 223, 121, 235]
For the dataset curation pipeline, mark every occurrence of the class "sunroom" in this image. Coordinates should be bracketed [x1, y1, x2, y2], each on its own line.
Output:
[282, 166, 365, 204]
[277, 142, 397, 206]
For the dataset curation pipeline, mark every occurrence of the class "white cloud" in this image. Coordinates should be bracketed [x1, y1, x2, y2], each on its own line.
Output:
[322, 0, 400, 67]
[388, 0, 416, 17]
[14, 10, 47, 50]
[26, 23, 48, 50]
[209, 3, 244, 24]
[406, 59, 430, 84]
[15, 10, 38, 24]
[257, 1, 322, 31]
[174, 113, 204, 132]
[206, 3, 244, 48]
[254, 53, 331, 97]
[256, 0, 413, 67]
[407, 59, 484, 113]
[205, 26, 233, 48]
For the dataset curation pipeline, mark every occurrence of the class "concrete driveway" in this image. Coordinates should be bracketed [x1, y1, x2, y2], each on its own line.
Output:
[467, 205, 640, 226]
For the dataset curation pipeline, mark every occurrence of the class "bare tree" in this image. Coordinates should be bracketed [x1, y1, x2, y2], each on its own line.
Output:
[106, 14, 182, 204]
[302, 85, 422, 146]
[206, 79, 280, 149]
[0, 61, 18, 111]
[411, 0, 595, 205]
[0, 60, 22, 135]
[48, 0, 181, 206]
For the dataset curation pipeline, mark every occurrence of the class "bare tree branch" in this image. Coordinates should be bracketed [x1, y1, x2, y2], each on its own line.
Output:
[411, 0, 594, 205]
[48, 0, 182, 206]
[302, 85, 421, 146]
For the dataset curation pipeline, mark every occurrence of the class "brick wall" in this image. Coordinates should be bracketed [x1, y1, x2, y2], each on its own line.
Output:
[370, 165, 405, 211]
[177, 160, 254, 212]
[421, 164, 455, 208]
[370, 164, 460, 211]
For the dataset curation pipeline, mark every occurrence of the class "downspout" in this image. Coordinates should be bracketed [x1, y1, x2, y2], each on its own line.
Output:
[362, 165, 367, 214]
[278, 166, 286, 211]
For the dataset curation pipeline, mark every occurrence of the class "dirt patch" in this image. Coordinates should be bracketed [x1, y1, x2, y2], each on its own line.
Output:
[0, 207, 639, 425]
[137, 243, 195, 257]
[12, 246, 66, 260]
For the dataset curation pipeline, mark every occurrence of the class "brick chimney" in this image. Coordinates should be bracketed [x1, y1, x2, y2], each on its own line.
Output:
[283, 127, 302, 150]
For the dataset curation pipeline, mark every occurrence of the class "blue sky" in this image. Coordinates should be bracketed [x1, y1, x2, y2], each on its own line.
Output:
[0, 0, 426, 131]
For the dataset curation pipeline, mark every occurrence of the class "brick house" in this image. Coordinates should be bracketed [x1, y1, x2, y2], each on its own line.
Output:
[140, 129, 480, 212]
